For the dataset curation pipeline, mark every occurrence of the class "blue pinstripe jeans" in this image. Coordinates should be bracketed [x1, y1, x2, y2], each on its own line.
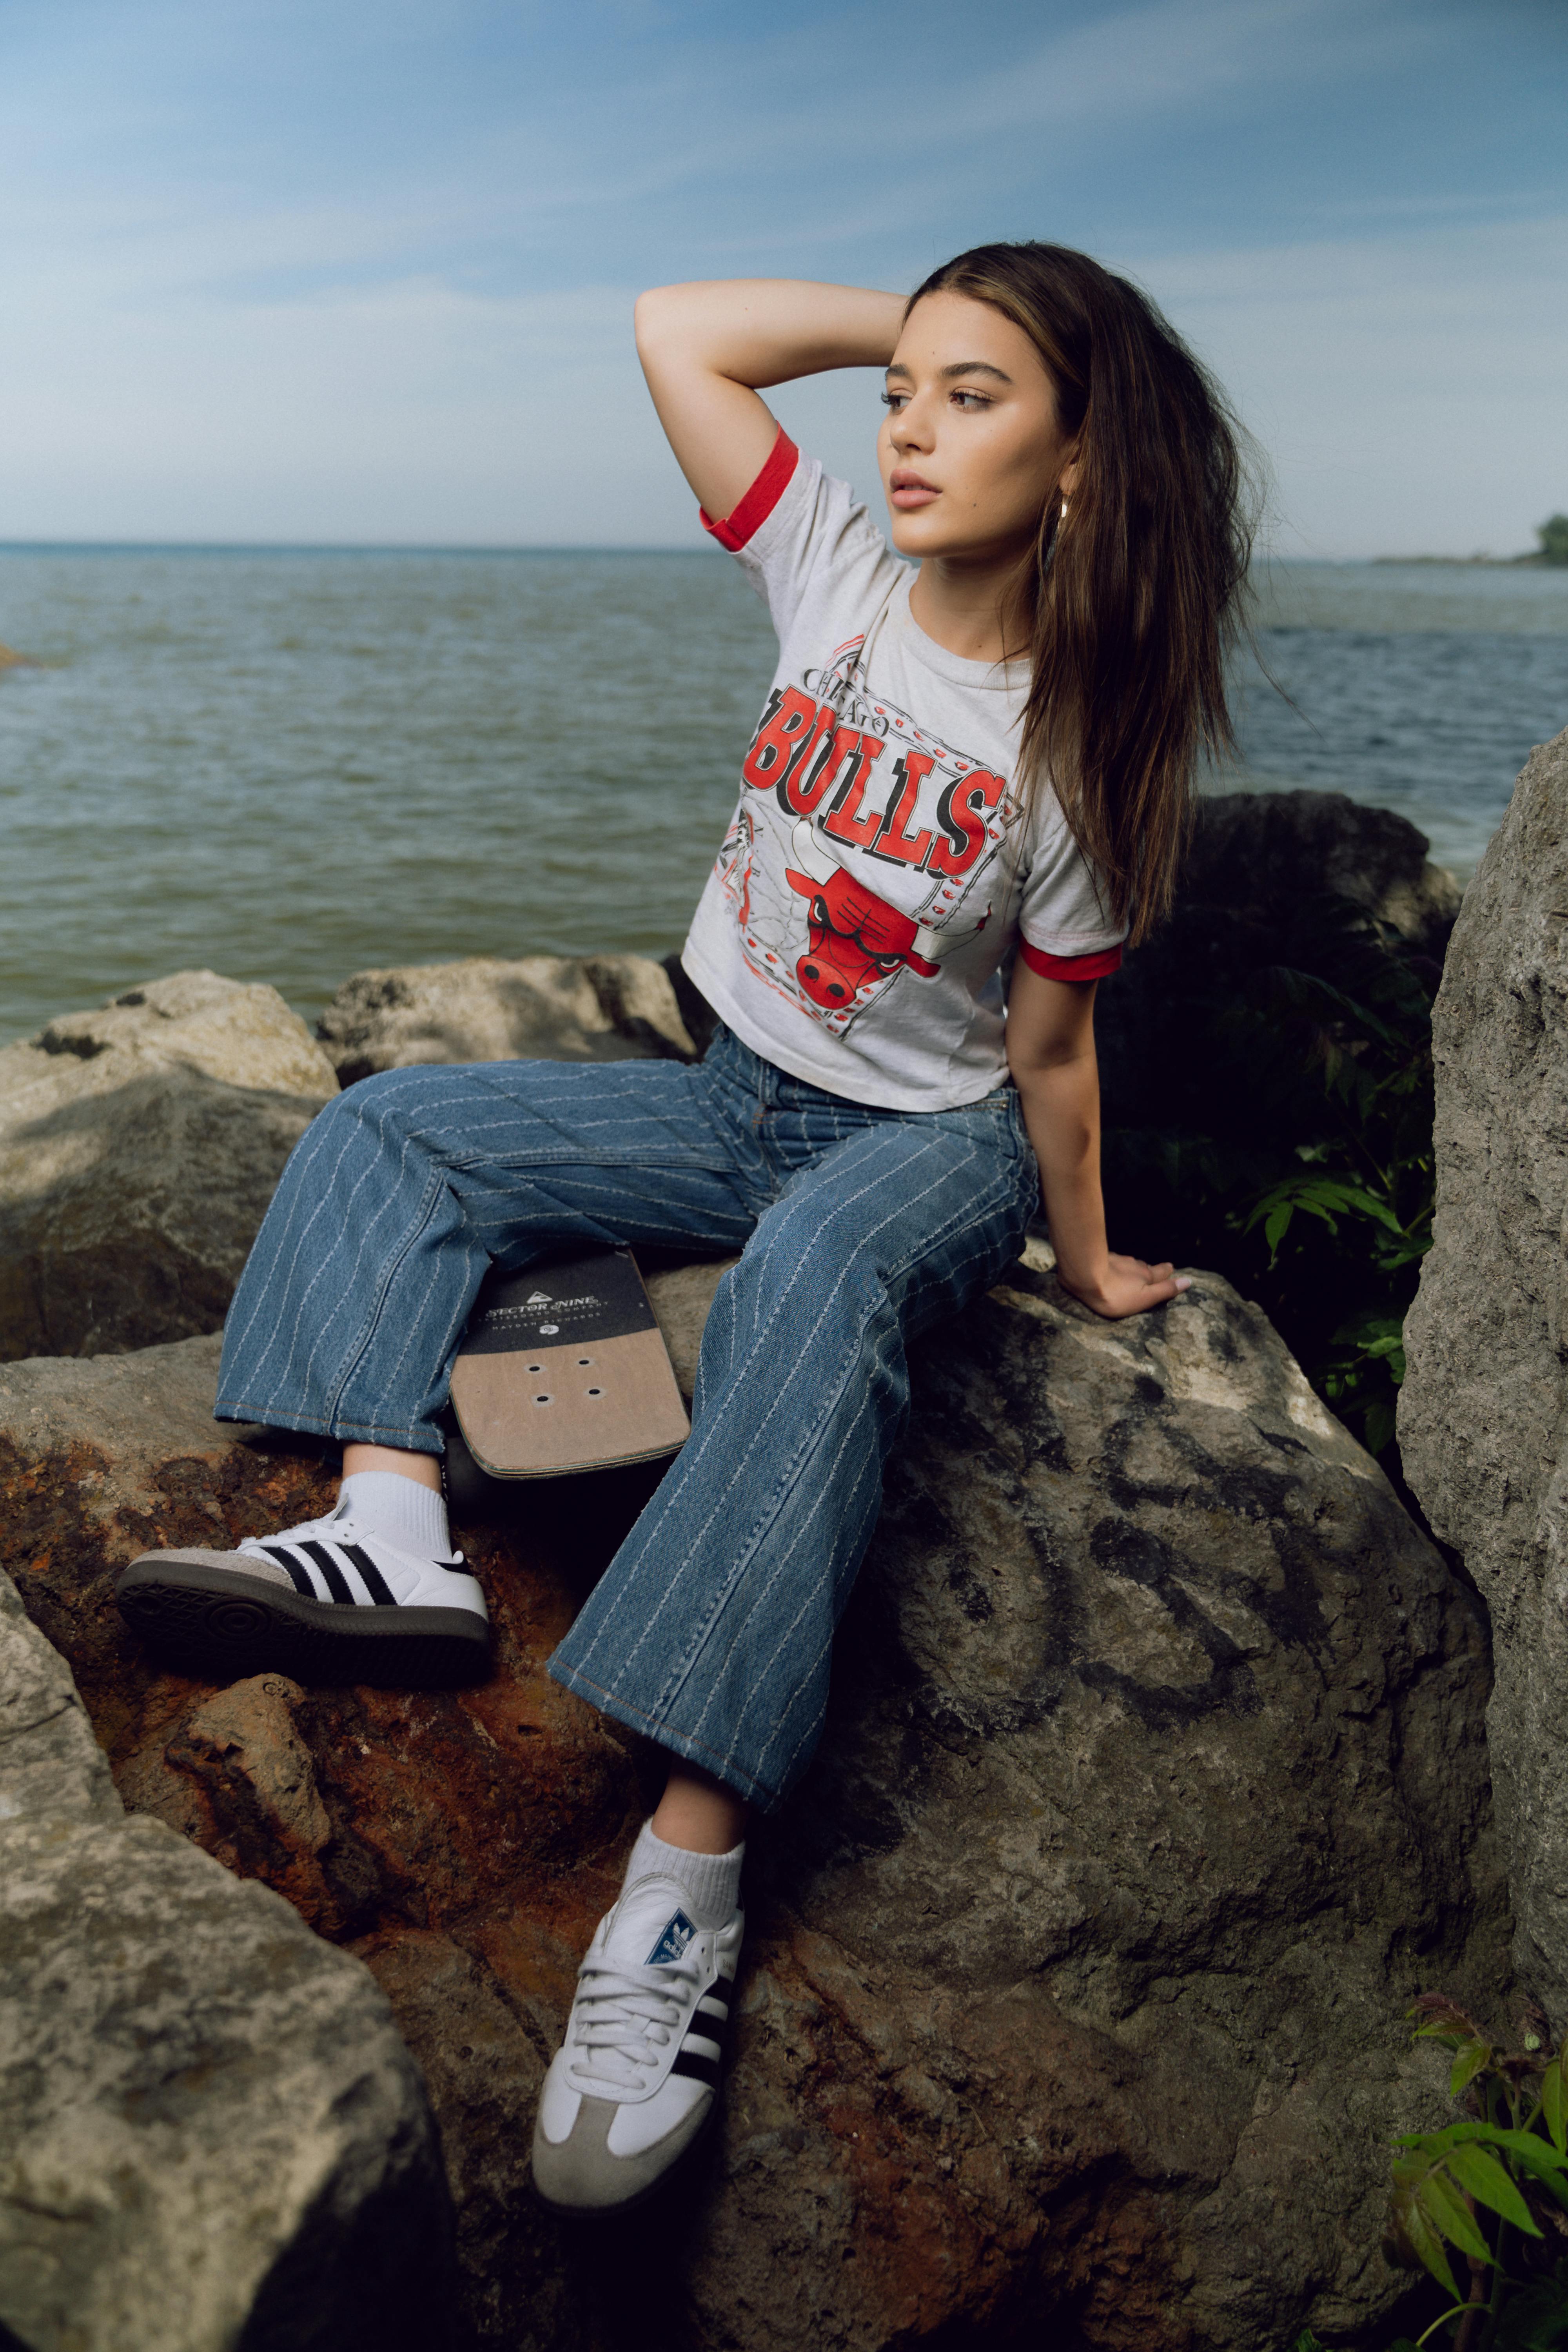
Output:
[216, 1026, 1037, 1809]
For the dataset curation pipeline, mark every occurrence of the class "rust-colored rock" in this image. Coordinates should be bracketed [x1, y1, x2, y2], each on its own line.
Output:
[0, 1256, 1504, 2351]
[0, 1414, 452, 2352]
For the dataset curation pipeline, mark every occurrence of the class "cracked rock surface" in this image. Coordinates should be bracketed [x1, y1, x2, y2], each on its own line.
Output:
[0, 969, 338, 1363]
[0, 1501, 450, 2352]
[1401, 723, 1568, 2021]
[314, 953, 697, 1085]
[0, 1252, 1503, 2350]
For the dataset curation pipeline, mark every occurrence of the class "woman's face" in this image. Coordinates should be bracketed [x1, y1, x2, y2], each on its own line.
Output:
[877, 289, 1077, 566]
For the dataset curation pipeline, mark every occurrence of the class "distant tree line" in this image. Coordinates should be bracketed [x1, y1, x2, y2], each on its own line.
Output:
[1538, 514, 1568, 566]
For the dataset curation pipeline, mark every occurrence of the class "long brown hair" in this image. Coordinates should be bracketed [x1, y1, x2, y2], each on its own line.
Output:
[907, 242, 1259, 944]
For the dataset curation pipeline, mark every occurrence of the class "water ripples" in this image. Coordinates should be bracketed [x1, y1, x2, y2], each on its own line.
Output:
[1, 547, 1565, 1044]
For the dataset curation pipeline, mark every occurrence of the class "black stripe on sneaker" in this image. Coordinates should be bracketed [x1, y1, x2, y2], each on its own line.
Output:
[671, 2048, 720, 2089]
[338, 1543, 397, 1606]
[300, 1541, 356, 1605]
[261, 1545, 316, 1597]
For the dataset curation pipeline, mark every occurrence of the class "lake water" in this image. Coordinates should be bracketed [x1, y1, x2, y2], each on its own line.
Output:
[2, 546, 1565, 1045]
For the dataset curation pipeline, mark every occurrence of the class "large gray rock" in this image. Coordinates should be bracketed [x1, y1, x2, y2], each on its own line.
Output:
[0, 1560, 451, 2352]
[316, 953, 697, 1084]
[2, 1253, 1501, 2350]
[0, 970, 338, 1363]
[1096, 787, 1460, 1131]
[1181, 786, 1461, 945]
[1401, 723, 1568, 2018]
[739, 1252, 1499, 2352]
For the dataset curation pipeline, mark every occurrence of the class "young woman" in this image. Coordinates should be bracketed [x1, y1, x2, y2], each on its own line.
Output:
[118, 244, 1253, 2217]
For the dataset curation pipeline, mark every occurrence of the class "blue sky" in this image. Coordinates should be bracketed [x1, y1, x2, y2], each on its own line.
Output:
[1, 0, 1563, 554]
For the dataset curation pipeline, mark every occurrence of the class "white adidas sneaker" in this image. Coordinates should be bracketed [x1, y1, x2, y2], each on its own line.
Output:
[115, 1504, 490, 1686]
[532, 1873, 744, 2217]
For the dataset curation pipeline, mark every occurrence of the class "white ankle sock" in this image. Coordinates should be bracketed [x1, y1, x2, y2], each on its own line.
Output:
[336, 1470, 451, 1561]
[624, 1818, 744, 1929]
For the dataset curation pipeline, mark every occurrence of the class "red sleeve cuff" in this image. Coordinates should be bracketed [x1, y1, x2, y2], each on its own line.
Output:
[1019, 942, 1123, 983]
[700, 428, 800, 552]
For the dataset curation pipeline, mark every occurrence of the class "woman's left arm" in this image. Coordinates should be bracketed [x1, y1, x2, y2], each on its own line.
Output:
[1005, 958, 1188, 1320]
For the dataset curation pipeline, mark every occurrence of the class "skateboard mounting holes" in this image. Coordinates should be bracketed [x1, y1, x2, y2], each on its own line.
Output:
[452, 1247, 689, 1474]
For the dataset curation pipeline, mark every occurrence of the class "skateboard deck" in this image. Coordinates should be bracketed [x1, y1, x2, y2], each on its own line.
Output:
[448, 1248, 690, 1478]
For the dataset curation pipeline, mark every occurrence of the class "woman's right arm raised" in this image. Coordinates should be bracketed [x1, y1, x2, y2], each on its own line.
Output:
[634, 279, 905, 527]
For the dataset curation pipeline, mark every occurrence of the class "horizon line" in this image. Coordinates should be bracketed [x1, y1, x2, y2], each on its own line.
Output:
[0, 538, 729, 557]
[0, 539, 1504, 567]
[2, 538, 1558, 568]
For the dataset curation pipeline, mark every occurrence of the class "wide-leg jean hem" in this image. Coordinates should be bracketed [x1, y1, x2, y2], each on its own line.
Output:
[544, 1092, 1037, 1813]
[546, 1659, 782, 1812]
[211, 1395, 448, 1454]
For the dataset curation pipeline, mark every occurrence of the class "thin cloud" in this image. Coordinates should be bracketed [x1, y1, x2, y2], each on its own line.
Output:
[0, 0, 1560, 550]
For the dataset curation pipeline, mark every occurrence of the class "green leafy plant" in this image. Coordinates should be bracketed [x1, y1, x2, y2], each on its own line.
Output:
[1102, 889, 1441, 1462]
[1386, 1996, 1568, 2348]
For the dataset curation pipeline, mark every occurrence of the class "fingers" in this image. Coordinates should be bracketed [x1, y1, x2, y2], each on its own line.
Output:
[1082, 1270, 1194, 1319]
[1109, 1253, 1175, 1284]
[1071, 1255, 1195, 1319]
[1096, 1279, 1178, 1317]
[1136, 1267, 1191, 1307]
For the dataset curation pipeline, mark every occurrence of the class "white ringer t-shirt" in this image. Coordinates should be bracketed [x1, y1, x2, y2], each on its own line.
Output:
[681, 430, 1126, 1112]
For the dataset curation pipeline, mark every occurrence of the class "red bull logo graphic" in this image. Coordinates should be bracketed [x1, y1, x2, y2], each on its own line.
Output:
[711, 661, 1016, 1038]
